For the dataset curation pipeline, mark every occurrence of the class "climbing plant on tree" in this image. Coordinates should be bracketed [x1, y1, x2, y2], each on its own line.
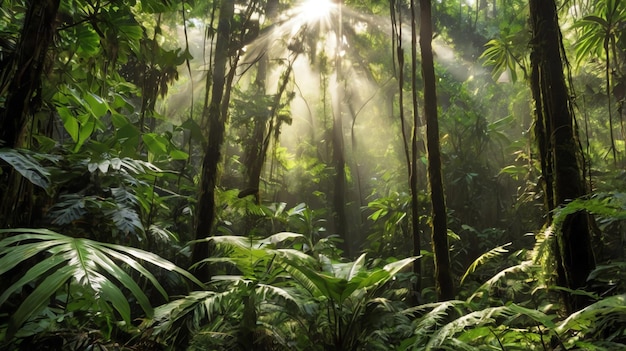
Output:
[529, 0, 596, 313]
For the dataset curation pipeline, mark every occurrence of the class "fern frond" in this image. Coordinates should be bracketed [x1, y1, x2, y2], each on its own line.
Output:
[531, 225, 555, 265]
[461, 242, 511, 285]
[426, 305, 513, 349]
[468, 261, 536, 304]
[419, 301, 466, 329]
[556, 294, 626, 336]
[149, 290, 236, 337]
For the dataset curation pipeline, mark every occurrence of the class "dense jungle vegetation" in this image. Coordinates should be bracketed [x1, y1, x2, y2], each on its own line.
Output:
[1, 0, 626, 349]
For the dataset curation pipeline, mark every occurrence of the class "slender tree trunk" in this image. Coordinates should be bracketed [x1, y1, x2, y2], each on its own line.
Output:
[192, 0, 235, 281]
[420, 0, 454, 301]
[410, 0, 422, 302]
[529, 0, 595, 313]
[332, 1, 349, 256]
[243, 0, 279, 204]
[0, 0, 60, 147]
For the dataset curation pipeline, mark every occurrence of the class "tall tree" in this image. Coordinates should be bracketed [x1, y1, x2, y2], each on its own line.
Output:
[240, 0, 309, 210]
[420, 0, 455, 300]
[529, 0, 595, 313]
[192, 0, 236, 281]
[0, 0, 60, 148]
[330, 0, 349, 256]
[242, 0, 279, 204]
[0, 0, 60, 228]
[410, 0, 423, 302]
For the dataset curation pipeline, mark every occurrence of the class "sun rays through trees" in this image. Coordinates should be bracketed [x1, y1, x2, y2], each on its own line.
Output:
[0, 0, 626, 349]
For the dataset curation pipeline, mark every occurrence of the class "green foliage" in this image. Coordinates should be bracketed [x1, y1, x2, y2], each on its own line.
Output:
[0, 148, 58, 193]
[0, 228, 203, 345]
[144, 232, 418, 350]
[571, 0, 626, 67]
[553, 191, 626, 223]
[460, 242, 511, 286]
[2, 0, 626, 349]
[480, 29, 529, 82]
[365, 192, 412, 257]
[39, 152, 170, 243]
[556, 294, 626, 348]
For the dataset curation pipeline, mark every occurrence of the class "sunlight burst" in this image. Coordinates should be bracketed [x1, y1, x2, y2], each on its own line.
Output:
[298, 0, 336, 23]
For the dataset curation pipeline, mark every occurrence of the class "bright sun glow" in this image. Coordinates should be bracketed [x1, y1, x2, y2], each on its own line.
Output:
[298, 0, 336, 22]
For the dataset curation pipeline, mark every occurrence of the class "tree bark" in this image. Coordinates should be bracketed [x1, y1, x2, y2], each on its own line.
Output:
[0, 0, 60, 147]
[420, 0, 454, 301]
[0, 0, 60, 229]
[243, 0, 279, 205]
[192, 0, 235, 281]
[332, 1, 349, 256]
[410, 0, 422, 303]
[529, 0, 595, 313]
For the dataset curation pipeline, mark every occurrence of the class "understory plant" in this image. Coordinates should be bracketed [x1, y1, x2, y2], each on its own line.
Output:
[143, 232, 418, 351]
[0, 228, 204, 349]
[139, 192, 626, 350]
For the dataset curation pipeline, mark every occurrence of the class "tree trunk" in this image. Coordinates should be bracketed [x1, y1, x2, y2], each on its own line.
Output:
[242, 0, 279, 205]
[332, 1, 349, 256]
[192, 0, 235, 281]
[420, 0, 454, 301]
[0, 0, 60, 147]
[410, 0, 422, 302]
[529, 0, 595, 313]
[0, 0, 60, 229]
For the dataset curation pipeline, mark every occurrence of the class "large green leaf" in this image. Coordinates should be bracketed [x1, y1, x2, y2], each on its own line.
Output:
[7, 264, 74, 338]
[0, 228, 204, 339]
[47, 194, 89, 225]
[142, 133, 169, 156]
[74, 22, 100, 55]
[57, 106, 79, 142]
[0, 148, 52, 191]
[84, 92, 109, 118]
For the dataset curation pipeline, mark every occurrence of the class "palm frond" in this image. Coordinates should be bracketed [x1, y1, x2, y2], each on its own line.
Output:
[0, 228, 203, 339]
[148, 290, 235, 337]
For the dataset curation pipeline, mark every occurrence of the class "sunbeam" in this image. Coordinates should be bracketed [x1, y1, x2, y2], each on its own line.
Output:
[297, 0, 336, 22]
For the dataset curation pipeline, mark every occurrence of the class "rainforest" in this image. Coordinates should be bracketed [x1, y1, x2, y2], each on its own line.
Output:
[0, 0, 625, 350]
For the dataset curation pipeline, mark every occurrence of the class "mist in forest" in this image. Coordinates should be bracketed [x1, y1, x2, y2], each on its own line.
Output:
[157, 0, 521, 242]
[2, 0, 625, 349]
